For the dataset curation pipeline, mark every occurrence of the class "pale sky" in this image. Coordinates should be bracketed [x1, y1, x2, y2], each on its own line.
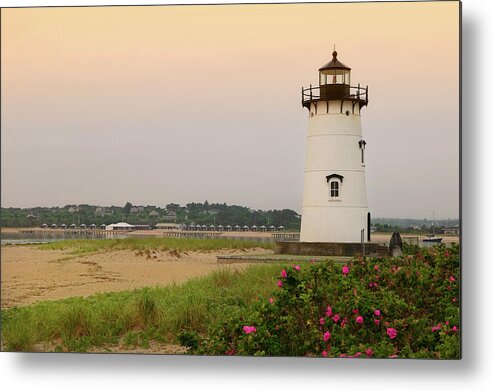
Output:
[1, 1, 460, 219]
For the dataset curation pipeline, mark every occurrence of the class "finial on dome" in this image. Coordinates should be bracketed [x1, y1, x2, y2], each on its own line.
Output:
[332, 44, 337, 60]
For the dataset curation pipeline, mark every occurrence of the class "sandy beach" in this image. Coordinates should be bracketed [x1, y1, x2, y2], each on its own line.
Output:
[1, 245, 272, 309]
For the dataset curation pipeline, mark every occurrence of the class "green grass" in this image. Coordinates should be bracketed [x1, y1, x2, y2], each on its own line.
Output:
[1, 264, 282, 352]
[36, 236, 274, 255]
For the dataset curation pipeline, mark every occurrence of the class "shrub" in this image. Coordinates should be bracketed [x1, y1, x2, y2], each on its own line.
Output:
[191, 244, 460, 359]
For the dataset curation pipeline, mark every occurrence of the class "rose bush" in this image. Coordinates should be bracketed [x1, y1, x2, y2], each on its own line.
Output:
[182, 243, 460, 358]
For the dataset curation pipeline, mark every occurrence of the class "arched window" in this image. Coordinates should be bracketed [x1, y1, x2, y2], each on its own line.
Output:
[326, 174, 343, 200]
[330, 181, 339, 198]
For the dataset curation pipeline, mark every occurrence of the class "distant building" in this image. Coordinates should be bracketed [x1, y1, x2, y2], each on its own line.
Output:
[129, 206, 144, 215]
[133, 224, 150, 230]
[441, 226, 460, 235]
[95, 207, 110, 216]
[163, 211, 177, 222]
[149, 210, 160, 218]
[154, 223, 180, 230]
[106, 222, 135, 231]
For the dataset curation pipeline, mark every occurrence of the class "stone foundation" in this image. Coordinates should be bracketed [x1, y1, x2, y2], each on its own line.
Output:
[274, 241, 386, 257]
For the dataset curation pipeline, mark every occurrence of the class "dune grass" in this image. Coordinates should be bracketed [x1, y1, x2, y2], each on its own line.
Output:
[1, 264, 281, 352]
[36, 236, 274, 255]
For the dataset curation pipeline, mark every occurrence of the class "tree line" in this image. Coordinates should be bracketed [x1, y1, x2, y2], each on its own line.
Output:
[0, 201, 302, 230]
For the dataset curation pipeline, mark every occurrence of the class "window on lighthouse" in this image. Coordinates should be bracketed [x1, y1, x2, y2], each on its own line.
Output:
[330, 181, 340, 198]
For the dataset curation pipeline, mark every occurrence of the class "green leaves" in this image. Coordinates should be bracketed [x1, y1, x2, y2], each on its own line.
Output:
[192, 245, 460, 359]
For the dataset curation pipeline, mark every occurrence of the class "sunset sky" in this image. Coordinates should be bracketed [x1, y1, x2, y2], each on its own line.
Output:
[1, 1, 460, 219]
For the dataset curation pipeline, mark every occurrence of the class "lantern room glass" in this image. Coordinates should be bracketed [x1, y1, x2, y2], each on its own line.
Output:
[319, 69, 351, 86]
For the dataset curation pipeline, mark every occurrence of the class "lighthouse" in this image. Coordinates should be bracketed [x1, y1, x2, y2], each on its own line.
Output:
[300, 50, 369, 243]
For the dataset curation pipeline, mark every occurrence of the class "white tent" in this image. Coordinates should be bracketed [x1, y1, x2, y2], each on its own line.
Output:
[106, 222, 135, 231]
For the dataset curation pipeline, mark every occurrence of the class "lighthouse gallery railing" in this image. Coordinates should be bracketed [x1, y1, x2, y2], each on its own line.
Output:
[301, 84, 368, 107]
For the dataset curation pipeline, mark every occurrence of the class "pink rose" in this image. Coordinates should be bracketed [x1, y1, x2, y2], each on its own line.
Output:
[325, 306, 333, 317]
[281, 269, 287, 278]
[269, 297, 274, 304]
[451, 326, 458, 332]
[449, 276, 456, 282]
[339, 354, 347, 358]
[277, 280, 283, 288]
[431, 324, 442, 332]
[374, 309, 381, 317]
[323, 331, 331, 342]
[341, 318, 348, 328]
[356, 316, 364, 324]
[243, 325, 257, 334]
[322, 350, 328, 357]
[352, 309, 359, 314]
[342, 265, 350, 275]
[294, 265, 301, 271]
[374, 265, 379, 270]
[366, 348, 373, 357]
[386, 328, 398, 339]
[374, 319, 380, 326]
[389, 354, 398, 359]
[332, 314, 340, 323]
[319, 317, 325, 325]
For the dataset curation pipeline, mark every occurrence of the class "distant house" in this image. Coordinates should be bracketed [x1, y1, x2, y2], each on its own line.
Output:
[149, 210, 160, 218]
[163, 211, 177, 222]
[68, 206, 79, 213]
[129, 206, 144, 215]
[95, 207, 110, 217]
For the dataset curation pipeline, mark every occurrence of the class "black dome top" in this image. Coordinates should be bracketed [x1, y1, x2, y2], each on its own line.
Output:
[319, 50, 351, 72]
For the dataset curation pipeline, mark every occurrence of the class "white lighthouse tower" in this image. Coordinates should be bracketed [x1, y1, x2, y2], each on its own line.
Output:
[300, 50, 369, 243]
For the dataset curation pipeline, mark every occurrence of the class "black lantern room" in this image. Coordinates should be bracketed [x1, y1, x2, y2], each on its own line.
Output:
[302, 50, 368, 110]
[318, 50, 351, 100]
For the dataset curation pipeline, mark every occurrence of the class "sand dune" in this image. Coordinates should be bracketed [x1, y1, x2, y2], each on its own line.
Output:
[1, 245, 272, 308]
